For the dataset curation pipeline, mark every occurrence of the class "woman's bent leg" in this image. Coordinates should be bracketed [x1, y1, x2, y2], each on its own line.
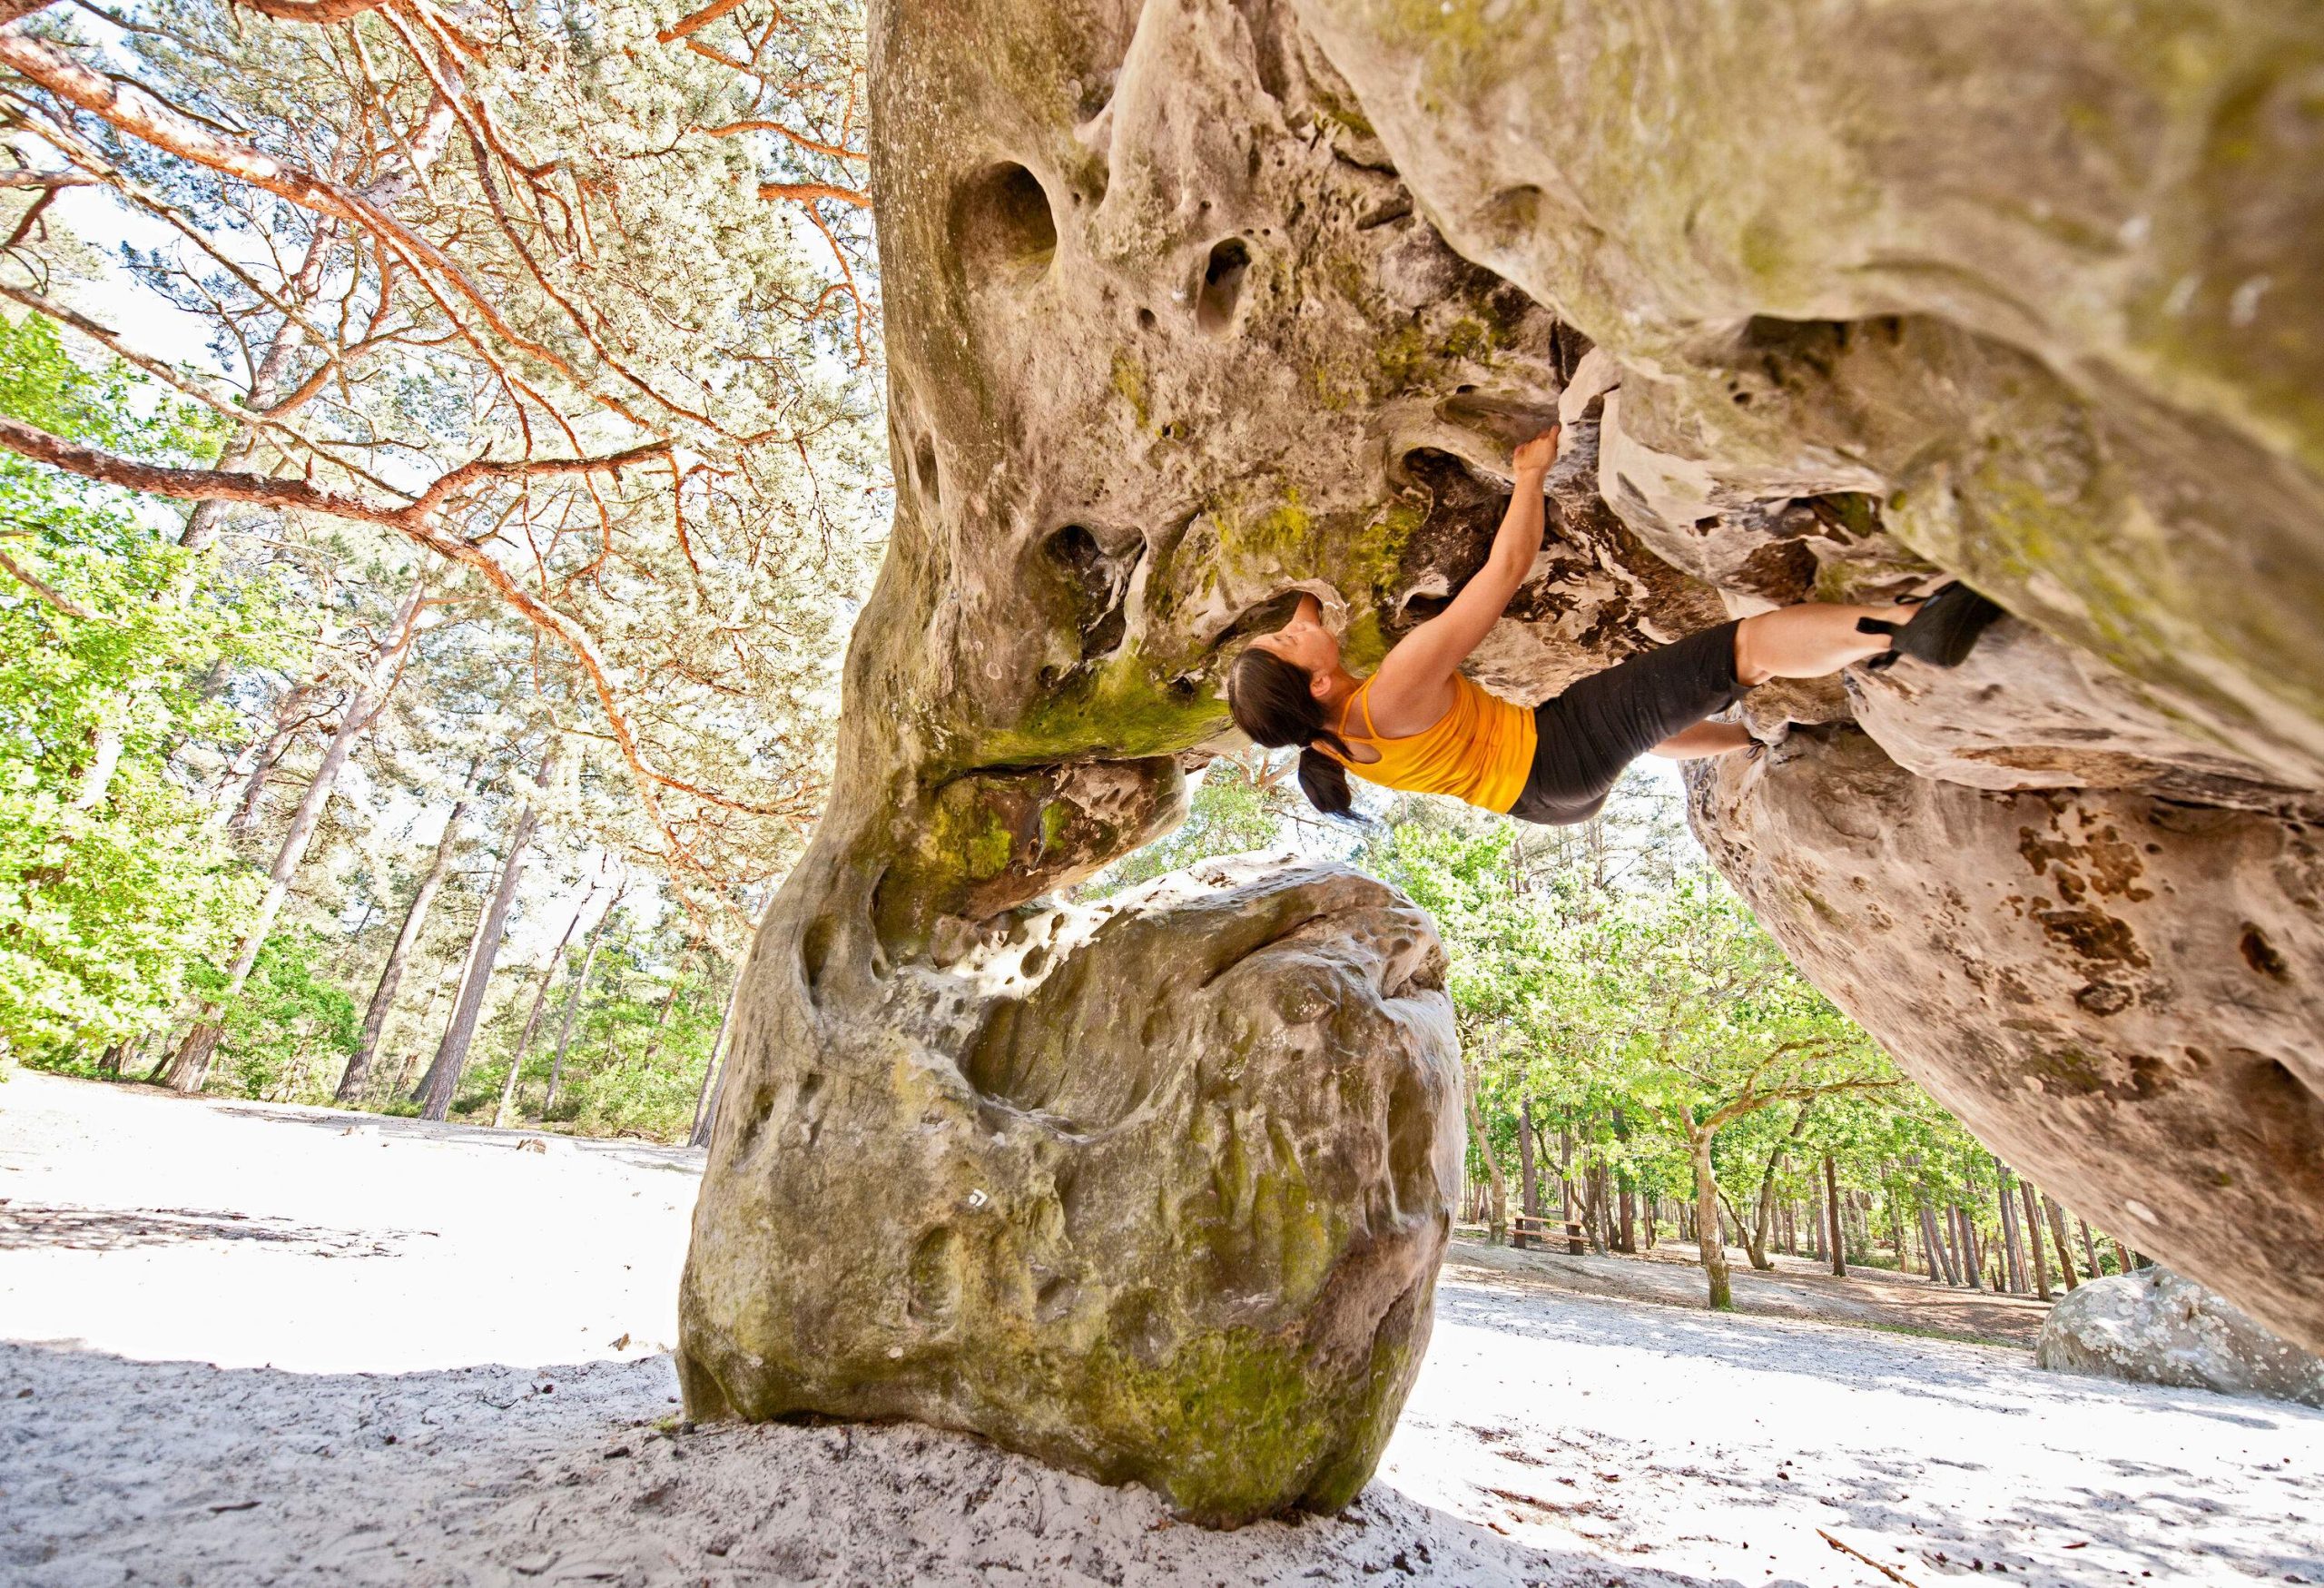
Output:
[1731, 603, 1899, 684]
[1510, 621, 1748, 824]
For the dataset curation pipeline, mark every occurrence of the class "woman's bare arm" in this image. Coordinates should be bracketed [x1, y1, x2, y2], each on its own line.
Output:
[1363, 429, 1557, 735]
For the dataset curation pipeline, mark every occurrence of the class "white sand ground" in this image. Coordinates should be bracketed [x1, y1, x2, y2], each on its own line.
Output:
[1, 1070, 2318, 1588]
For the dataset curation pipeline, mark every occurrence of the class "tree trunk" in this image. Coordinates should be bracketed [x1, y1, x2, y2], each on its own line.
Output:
[543, 890, 619, 1117]
[1517, 1096, 1541, 1219]
[1461, 1055, 1509, 1246]
[1954, 1206, 1984, 1290]
[415, 745, 555, 1122]
[2043, 1193, 2081, 1290]
[165, 576, 428, 1093]
[2016, 1180, 2052, 1300]
[2078, 1215, 2102, 1278]
[1747, 1103, 1812, 1272]
[336, 795, 470, 1103]
[1583, 1158, 1609, 1253]
[1824, 1154, 1846, 1277]
[1994, 1157, 2029, 1293]
[220, 676, 328, 838]
[69, 692, 127, 811]
[1558, 1123, 1583, 1253]
[1919, 1202, 1953, 1284]
[1689, 1133, 1731, 1310]
[493, 883, 596, 1128]
[688, 970, 740, 1148]
[635, 942, 695, 1074]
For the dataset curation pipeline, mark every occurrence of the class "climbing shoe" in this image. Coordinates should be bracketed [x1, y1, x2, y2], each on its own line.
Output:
[1855, 582, 2005, 669]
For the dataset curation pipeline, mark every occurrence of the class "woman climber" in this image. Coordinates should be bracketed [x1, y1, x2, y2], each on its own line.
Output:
[1226, 428, 2003, 823]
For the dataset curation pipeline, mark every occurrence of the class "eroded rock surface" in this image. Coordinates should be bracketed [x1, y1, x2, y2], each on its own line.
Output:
[683, 0, 2324, 1516]
[683, 857, 1459, 1523]
[2038, 1269, 2324, 1408]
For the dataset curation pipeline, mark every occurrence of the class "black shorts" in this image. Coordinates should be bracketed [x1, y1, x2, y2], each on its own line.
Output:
[1503, 620, 1748, 826]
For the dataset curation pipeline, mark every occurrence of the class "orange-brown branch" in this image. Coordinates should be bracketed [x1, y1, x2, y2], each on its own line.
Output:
[704, 120, 862, 163]
[656, 0, 763, 44]
[755, 180, 869, 208]
[0, 413, 814, 848]
[227, 0, 387, 21]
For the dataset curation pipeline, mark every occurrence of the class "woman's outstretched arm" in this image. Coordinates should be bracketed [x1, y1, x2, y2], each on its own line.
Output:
[1363, 428, 1558, 735]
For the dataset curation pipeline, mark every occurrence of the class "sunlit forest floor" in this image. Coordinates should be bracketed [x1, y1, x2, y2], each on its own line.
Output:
[4, 1070, 2319, 1587]
[1445, 1234, 2052, 1346]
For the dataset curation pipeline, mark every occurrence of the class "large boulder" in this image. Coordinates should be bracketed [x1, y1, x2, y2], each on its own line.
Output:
[2038, 1269, 2324, 1408]
[681, 854, 1462, 1524]
[684, 0, 2324, 1521]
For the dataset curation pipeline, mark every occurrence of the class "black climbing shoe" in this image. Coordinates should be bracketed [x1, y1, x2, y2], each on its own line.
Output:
[1855, 582, 2005, 670]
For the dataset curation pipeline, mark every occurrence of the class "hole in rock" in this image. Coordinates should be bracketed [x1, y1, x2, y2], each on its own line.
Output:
[1216, 588, 1310, 652]
[1137, 306, 1157, 330]
[1035, 1276, 1078, 1323]
[800, 913, 838, 995]
[1039, 524, 1133, 657]
[1196, 238, 1250, 334]
[1378, 449, 1518, 636]
[2239, 923, 2290, 980]
[1437, 390, 1560, 454]
[908, 1227, 960, 1325]
[950, 163, 1058, 280]
[913, 435, 940, 508]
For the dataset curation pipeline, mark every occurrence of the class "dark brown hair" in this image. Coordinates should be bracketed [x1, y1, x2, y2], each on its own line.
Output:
[1226, 648, 1355, 815]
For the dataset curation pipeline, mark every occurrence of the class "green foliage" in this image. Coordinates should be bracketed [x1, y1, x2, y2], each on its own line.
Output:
[0, 313, 294, 1066]
[1078, 755, 1292, 899]
[1360, 774, 2082, 1290]
[452, 924, 729, 1139]
[212, 928, 361, 1101]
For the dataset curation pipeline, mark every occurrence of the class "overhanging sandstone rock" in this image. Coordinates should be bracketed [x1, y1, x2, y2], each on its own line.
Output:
[683, 0, 2324, 1517]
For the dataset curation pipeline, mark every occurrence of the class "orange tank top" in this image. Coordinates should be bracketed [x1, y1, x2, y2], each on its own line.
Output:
[1324, 674, 1537, 813]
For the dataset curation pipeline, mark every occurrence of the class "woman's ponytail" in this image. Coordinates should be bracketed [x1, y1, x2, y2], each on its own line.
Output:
[1295, 747, 1354, 815]
[1227, 648, 1358, 816]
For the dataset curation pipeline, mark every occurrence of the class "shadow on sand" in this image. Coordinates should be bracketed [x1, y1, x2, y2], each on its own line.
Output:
[0, 1338, 1716, 1588]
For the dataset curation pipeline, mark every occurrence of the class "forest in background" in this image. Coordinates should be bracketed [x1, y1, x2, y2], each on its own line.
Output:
[0, 0, 881, 1139]
[1098, 762, 2152, 1312]
[0, 0, 2147, 1307]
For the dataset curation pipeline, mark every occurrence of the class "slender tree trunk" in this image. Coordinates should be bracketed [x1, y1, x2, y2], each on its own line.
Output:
[415, 744, 555, 1122]
[336, 795, 470, 1102]
[2112, 1236, 2135, 1278]
[1461, 1054, 1509, 1246]
[635, 942, 696, 1074]
[1919, 1202, 1953, 1284]
[1584, 1158, 1609, 1253]
[2043, 1193, 2081, 1290]
[1954, 1206, 1984, 1290]
[1559, 1123, 1583, 1253]
[544, 886, 622, 1118]
[69, 692, 127, 811]
[2078, 1216, 2102, 1278]
[493, 883, 596, 1128]
[205, 675, 310, 831]
[164, 576, 428, 1092]
[1689, 1132, 1731, 1310]
[1994, 1157, 2029, 1293]
[220, 676, 327, 837]
[688, 970, 740, 1148]
[2017, 1180, 2053, 1299]
[1824, 1154, 1846, 1277]
[1747, 1103, 1812, 1272]
[1518, 1096, 1541, 1220]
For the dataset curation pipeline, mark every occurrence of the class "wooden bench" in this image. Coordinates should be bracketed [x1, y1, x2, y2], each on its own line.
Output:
[1511, 1213, 1586, 1254]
